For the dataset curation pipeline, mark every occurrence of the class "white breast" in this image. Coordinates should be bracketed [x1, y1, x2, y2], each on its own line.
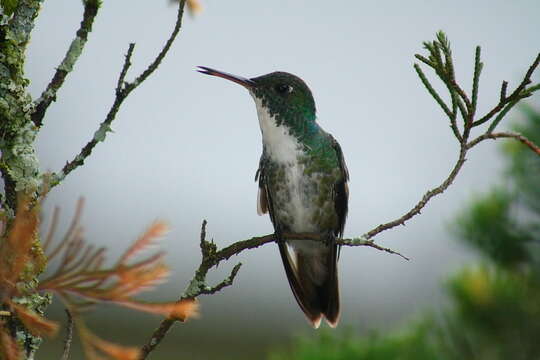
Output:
[251, 95, 303, 163]
[251, 94, 318, 233]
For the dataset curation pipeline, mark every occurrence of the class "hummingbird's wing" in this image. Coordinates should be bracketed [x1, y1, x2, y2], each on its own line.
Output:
[330, 136, 349, 238]
[255, 154, 275, 222]
[256, 154, 325, 326]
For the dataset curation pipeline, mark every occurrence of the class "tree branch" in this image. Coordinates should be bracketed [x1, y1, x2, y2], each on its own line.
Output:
[48, 0, 188, 190]
[363, 146, 468, 240]
[467, 131, 540, 155]
[139, 221, 409, 359]
[60, 309, 74, 360]
[31, 0, 100, 127]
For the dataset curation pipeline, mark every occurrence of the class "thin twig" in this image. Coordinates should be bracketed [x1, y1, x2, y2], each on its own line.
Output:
[116, 43, 135, 95]
[467, 131, 540, 155]
[60, 309, 74, 360]
[364, 146, 467, 240]
[32, 0, 100, 127]
[198, 263, 243, 295]
[49, 0, 188, 190]
[507, 52, 540, 100]
[500, 81, 508, 103]
[486, 99, 520, 133]
[42, 206, 60, 252]
[139, 318, 175, 359]
[446, 85, 463, 141]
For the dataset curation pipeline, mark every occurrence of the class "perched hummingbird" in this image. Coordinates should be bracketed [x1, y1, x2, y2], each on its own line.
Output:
[198, 66, 349, 328]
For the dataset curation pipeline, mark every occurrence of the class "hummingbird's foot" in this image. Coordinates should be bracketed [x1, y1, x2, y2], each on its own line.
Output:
[324, 232, 337, 247]
[273, 230, 285, 245]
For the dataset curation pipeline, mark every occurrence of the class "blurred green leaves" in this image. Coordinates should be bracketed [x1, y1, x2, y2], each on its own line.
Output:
[454, 189, 533, 267]
[270, 325, 439, 360]
[442, 267, 540, 360]
[506, 105, 540, 214]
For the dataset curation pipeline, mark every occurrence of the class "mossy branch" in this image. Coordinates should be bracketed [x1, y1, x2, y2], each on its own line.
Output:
[31, 0, 101, 127]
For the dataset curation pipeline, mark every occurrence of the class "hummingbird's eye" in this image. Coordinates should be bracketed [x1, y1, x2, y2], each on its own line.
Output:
[275, 84, 293, 95]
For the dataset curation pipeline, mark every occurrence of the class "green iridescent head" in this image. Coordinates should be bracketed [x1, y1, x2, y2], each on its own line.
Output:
[197, 67, 317, 126]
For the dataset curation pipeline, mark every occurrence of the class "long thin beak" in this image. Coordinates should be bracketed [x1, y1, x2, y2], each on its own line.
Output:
[197, 66, 255, 89]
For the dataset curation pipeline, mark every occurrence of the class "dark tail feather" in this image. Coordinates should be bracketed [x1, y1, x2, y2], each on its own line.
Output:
[278, 242, 340, 328]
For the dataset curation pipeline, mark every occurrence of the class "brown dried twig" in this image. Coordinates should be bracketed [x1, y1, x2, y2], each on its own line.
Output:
[38, 198, 198, 360]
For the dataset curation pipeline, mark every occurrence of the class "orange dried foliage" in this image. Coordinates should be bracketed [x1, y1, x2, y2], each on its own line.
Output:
[0, 197, 39, 299]
[78, 322, 141, 360]
[115, 298, 199, 321]
[1, 197, 199, 360]
[0, 329, 20, 360]
[187, 0, 203, 15]
[0, 323, 20, 360]
[12, 304, 59, 338]
[39, 216, 172, 311]
[117, 221, 168, 265]
[0, 197, 58, 359]
[168, 298, 199, 322]
[35, 199, 200, 359]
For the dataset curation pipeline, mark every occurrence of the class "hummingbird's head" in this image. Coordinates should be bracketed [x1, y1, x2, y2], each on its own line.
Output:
[197, 66, 317, 127]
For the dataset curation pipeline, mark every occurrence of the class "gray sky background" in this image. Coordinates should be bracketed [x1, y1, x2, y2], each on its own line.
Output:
[25, 0, 539, 356]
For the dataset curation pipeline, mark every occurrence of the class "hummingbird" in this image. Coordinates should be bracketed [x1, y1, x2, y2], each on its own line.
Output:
[197, 66, 349, 328]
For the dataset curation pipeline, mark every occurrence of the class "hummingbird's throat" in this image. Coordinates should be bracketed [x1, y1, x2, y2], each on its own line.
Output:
[251, 95, 306, 165]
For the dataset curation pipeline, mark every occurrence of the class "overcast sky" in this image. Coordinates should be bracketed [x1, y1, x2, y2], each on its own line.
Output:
[26, 0, 540, 354]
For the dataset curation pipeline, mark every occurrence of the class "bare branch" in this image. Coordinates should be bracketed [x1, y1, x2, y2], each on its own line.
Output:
[199, 263, 243, 295]
[467, 131, 540, 155]
[364, 146, 467, 240]
[32, 0, 100, 127]
[48, 0, 188, 190]
[340, 238, 410, 261]
[132, 1, 186, 88]
[60, 309, 74, 360]
[486, 99, 520, 133]
[116, 43, 135, 95]
[500, 80, 508, 103]
[139, 318, 175, 359]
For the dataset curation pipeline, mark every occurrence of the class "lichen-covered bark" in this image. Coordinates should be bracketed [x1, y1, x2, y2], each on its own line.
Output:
[0, 0, 42, 209]
[0, 0, 50, 358]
